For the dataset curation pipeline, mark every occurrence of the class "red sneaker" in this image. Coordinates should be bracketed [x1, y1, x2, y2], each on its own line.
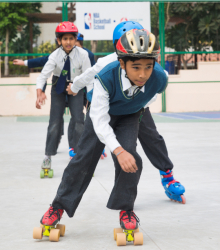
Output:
[120, 210, 139, 230]
[40, 206, 64, 226]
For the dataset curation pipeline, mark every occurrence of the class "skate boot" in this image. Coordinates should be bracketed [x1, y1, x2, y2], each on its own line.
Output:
[160, 170, 186, 204]
[40, 157, 53, 178]
[113, 211, 143, 246]
[69, 147, 76, 160]
[33, 206, 65, 242]
[40, 205, 64, 226]
[100, 149, 107, 159]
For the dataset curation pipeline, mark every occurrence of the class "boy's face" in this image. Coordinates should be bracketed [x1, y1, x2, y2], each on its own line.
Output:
[119, 58, 154, 87]
[57, 34, 76, 53]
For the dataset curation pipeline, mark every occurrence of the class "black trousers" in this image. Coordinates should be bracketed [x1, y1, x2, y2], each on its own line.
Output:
[138, 107, 173, 172]
[52, 110, 142, 217]
[45, 76, 84, 155]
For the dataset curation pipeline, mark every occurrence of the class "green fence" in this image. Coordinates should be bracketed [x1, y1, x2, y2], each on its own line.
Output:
[1, 0, 220, 112]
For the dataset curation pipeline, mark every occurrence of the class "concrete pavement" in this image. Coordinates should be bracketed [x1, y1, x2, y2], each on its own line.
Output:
[0, 115, 219, 250]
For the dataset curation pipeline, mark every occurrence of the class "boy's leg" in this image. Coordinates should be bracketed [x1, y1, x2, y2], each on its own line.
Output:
[138, 107, 173, 171]
[138, 108, 185, 203]
[107, 112, 143, 211]
[45, 83, 66, 156]
[51, 112, 105, 218]
[67, 89, 85, 153]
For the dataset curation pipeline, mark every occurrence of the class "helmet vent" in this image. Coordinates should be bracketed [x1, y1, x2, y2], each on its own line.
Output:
[131, 40, 134, 46]
[140, 36, 144, 49]
[123, 28, 126, 31]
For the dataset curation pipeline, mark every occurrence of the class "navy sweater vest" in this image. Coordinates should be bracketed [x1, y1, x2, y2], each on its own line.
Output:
[95, 61, 168, 115]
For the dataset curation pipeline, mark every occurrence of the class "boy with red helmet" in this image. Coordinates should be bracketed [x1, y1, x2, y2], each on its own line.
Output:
[36, 21, 91, 173]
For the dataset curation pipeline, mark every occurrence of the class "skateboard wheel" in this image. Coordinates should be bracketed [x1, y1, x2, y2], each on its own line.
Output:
[33, 227, 43, 239]
[134, 228, 139, 233]
[40, 170, 45, 178]
[48, 169, 53, 178]
[56, 224, 65, 236]
[113, 228, 123, 240]
[134, 232, 143, 245]
[180, 195, 186, 204]
[49, 229, 60, 242]
[116, 233, 126, 246]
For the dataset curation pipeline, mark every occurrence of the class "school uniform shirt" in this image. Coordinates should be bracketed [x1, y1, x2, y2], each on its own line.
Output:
[90, 61, 168, 153]
[36, 46, 91, 90]
[72, 52, 118, 93]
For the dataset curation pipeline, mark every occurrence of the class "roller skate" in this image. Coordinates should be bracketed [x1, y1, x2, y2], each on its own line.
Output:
[100, 149, 107, 159]
[160, 170, 186, 204]
[113, 210, 143, 246]
[69, 147, 76, 160]
[40, 157, 53, 178]
[33, 205, 65, 242]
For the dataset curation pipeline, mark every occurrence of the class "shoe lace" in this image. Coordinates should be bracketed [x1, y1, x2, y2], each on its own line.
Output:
[121, 211, 140, 225]
[46, 205, 62, 221]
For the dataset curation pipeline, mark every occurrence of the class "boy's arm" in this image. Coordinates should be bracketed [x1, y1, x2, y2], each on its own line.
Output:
[90, 79, 120, 152]
[71, 52, 117, 94]
[26, 56, 49, 68]
[89, 53, 96, 67]
[13, 56, 49, 68]
[36, 56, 56, 90]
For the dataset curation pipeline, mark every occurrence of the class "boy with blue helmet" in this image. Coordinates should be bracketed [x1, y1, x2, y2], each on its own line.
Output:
[36, 29, 167, 242]
[71, 21, 186, 204]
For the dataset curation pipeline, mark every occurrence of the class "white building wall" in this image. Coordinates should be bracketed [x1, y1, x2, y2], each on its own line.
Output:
[37, 2, 62, 46]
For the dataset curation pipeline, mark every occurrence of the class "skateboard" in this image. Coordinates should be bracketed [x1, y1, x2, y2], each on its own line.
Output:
[33, 224, 65, 242]
[40, 168, 53, 178]
[113, 227, 143, 246]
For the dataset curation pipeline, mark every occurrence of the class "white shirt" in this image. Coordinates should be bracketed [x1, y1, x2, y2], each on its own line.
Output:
[71, 52, 118, 93]
[71, 52, 160, 152]
[90, 69, 158, 153]
[36, 46, 91, 90]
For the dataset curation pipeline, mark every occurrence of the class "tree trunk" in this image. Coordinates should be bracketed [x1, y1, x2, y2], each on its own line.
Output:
[29, 21, 33, 73]
[91, 40, 98, 60]
[181, 55, 187, 70]
[4, 28, 9, 76]
[195, 54, 197, 69]
[177, 55, 181, 71]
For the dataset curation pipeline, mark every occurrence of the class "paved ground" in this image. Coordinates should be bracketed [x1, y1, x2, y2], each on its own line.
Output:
[0, 112, 220, 250]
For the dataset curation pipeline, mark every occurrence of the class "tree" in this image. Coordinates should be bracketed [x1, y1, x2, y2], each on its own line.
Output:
[0, 3, 41, 76]
[165, 3, 220, 69]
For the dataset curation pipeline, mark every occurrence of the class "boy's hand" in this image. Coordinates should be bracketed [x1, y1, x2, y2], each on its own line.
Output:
[66, 83, 77, 96]
[36, 89, 47, 109]
[13, 59, 25, 66]
[114, 147, 138, 173]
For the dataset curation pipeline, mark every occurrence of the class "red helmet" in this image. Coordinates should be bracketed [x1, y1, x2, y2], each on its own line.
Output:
[55, 21, 78, 38]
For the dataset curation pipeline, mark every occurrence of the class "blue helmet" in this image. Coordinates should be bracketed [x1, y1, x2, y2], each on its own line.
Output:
[113, 21, 144, 45]
[77, 33, 83, 41]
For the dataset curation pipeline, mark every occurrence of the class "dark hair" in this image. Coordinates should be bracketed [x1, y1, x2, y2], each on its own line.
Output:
[118, 56, 155, 63]
[113, 39, 118, 50]
[57, 32, 77, 40]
